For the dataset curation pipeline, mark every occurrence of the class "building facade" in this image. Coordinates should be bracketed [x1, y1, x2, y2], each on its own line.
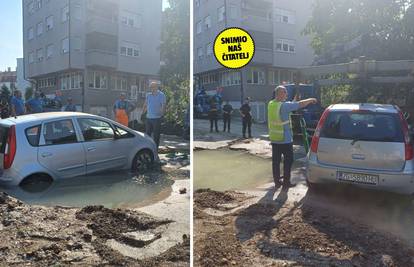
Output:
[0, 67, 17, 91]
[194, 0, 315, 121]
[17, 58, 31, 95]
[23, 0, 162, 119]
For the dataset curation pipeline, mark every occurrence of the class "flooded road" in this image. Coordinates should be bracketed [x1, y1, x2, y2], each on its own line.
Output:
[1, 170, 174, 209]
[194, 149, 273, 191]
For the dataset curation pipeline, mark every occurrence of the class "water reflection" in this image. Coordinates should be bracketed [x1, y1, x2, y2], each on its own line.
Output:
[1, 170, 173, 209]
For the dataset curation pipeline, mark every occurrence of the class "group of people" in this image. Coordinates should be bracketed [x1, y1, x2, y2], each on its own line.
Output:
[113, 82, 166, 148]
[208, 96, 253, 139]
[0, 89, 77, 119]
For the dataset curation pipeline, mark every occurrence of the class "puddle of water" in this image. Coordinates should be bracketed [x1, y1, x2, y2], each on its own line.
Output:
[194, 150, 273, 191]
[1, 171, 173, 209]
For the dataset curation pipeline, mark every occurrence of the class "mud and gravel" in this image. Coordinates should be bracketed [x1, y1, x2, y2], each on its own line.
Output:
[0, 192, 189, 266]
[194, 189, 414, 267]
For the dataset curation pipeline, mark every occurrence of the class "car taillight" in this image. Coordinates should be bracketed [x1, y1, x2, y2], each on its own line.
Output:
[310, 108, 330, 153]
[398, 111, 413, 160]
[4, 125, 16, 169]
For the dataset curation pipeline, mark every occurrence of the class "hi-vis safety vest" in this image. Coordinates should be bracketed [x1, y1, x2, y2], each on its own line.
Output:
[268, 100, 291, 142]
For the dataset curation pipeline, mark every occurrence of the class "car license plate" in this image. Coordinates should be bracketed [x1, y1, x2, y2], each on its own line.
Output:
[337, 171, 378, 185]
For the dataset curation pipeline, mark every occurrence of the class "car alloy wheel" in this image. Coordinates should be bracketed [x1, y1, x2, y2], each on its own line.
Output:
[133, 150, 154, 174]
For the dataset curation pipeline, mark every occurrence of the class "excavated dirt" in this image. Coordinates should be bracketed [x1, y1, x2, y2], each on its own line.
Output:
[194, 189, 414, 267]
[0, 192, 189, 266]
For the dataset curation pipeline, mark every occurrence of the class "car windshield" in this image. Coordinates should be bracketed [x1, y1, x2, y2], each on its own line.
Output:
[320, 111, 404, 143]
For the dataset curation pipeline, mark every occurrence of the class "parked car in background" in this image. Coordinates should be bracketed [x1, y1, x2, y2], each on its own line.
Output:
[307, 103, 414, 195]
[0, 112, 158, 187]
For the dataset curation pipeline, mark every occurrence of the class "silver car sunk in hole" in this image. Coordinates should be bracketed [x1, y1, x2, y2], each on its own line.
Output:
[307, 104, 414, 195]
[0, 112, 158, 187]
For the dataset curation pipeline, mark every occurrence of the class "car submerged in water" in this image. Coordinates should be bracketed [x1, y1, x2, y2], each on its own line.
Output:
[0, 112, 158, 187]
[307, 104, 414, 195]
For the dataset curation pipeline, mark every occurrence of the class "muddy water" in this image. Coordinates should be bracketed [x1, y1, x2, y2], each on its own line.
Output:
[1, 171, 173, 209]
[194, 150, 273, 191]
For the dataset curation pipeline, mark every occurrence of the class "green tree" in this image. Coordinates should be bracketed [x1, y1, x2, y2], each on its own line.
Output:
[160, 0, 190, 126]
[1, 85, 10, 99]
[25, 87, 33, 101]
[304, 0, 414, 63]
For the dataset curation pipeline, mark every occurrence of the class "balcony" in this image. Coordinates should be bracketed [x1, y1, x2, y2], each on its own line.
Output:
[86, 50, 117, 69]
[251, 48, 273, 65]
[241, 15, 272, 33]
[86, 16, 118, 36]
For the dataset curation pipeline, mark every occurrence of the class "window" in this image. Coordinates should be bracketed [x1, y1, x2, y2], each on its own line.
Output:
[114, 126, 134, 139]
[62, 37, 69, 53]
[111, 76, 128, 91]
[206, 43, 213, 56]
[269, 70, 280, 85]
[218, 6, 225, 22]
[62, 5, 69, 22]
[197, 47, 203, 59]
[78, 119, 115, 141]
[196, 21, 202, 34]
[28, 27, 34, 40]
[275, 39, 296, 54]
[43, 120, 77, 145]
[120, 42, 140, 58]
[121, 11, 141, 28]
[88, 71, 107, 89]
[37, 21, 43, 36]
[46, 44, 54, 59]
[39, 77, 56, 88]
[60, 73, 81, 90]
[280, 69, 293, 83]
[220, 72, 241, 86]
[28, 1, 34, 15]
[46, 15, 54, 31]
[29, 52, 34, 64]
[37, 48, 43, 62]
[73, 5, 81, 20]
[247, 68, 265, 84]
[230, 5, 237, 20]
[73, 37, 81, 51]
[274, 8, 295, 24]
[195, 0, 200, 7]
[26, 125, 40, 147]
[204, 15, 211, 29]
[35, 0, 42, 10]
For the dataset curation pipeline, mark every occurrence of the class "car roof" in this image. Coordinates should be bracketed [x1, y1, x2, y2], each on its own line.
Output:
[1, 112, 99, 125]
[328, 104, 399, 113]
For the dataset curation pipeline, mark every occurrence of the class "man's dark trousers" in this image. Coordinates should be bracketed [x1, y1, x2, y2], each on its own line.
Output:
[272, 143, 294, 185]
[242, 116, 252, 137]
[146, 118, 162, 147]
[223, 114, 231, 132]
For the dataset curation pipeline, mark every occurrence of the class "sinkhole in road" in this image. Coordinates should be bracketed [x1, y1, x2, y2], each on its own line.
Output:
[194, 149, 273, 191]
[1, 170, 174, 209]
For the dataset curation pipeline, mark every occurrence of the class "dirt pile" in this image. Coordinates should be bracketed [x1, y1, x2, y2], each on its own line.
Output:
[194, 189, 414, 267]
[0, 192, 189, 266]
[194, 189, 248, 210]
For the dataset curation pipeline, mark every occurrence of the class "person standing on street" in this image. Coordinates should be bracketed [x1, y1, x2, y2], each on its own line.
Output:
[26, 91, 43, 114]
[113, 92, 131, 127]
[208, 99, 219, 133]
[10, 90, 25, 116]
[143, 82, 166, 148]
[240, 97, 252, 138]
[64, 97, 77, 112]
[222, 100, 233, 132]
[268, 85, 317, 188]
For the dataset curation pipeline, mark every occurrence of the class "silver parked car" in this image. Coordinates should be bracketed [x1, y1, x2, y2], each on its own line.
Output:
[307, 104, 414, 195]
[0, 112, 158, 186]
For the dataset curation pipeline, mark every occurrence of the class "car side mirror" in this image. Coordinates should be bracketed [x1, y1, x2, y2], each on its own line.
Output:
[114, 131, 121, 140]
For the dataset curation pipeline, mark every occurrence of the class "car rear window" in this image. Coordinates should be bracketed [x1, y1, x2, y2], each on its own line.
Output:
[320, 111, 404, 142]
[0, 126, 9, 152]
[25, 125, 41, 147]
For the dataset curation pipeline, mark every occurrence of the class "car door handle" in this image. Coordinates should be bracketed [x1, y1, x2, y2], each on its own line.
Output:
[87, 147, 96, 152]
[41, 152, 53, 158]
[352, 154, 365, 160]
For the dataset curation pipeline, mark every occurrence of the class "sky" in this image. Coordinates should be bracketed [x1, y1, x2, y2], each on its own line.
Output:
[0, 0, 170, 71]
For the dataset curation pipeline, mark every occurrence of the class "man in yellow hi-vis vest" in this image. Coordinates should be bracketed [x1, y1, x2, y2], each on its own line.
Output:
[268, 86, 317, 188]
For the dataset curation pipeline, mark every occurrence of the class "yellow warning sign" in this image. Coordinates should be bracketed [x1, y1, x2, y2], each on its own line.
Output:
[214, 27, 255, 69]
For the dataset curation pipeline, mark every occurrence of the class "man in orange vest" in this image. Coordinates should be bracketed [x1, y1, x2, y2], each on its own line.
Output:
[113, 92, 131, 127]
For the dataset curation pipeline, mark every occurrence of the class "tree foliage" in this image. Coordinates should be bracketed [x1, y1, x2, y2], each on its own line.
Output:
[160, 0, 190, 126]
[1, 85, 10, 99]
[304, 0, 414, 63]
[25, 87, 33, 101]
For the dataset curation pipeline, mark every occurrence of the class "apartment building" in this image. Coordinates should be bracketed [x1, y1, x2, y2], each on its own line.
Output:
[194, 0, 315, 121]
[23, 0, 162, 119]
[0, 67, 17, 91]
